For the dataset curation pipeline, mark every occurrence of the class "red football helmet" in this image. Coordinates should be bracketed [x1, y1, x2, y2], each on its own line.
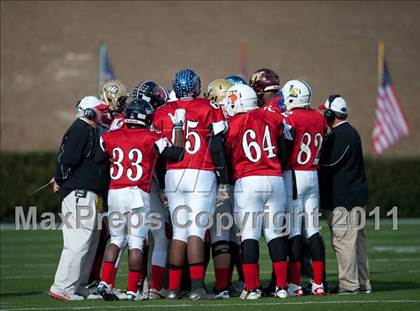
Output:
[249, 68, 281, 96]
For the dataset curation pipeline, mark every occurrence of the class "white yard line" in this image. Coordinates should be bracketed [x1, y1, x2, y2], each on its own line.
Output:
[2, 300, 420, 311]
[1, 276, 52, 280]
[373, 246, 420, 253]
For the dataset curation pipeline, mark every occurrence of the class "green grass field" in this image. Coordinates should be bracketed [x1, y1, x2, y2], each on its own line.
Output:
[1, 221, 420, 311]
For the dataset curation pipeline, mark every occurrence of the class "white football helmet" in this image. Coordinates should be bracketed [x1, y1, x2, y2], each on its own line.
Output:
[224, 84, 258, 117]
[282, 80, 312, 110]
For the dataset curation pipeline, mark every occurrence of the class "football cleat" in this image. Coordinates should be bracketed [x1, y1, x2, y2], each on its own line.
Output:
[148, 288, 166, 299]
[48, 290, 84, 301]
[214, 289, 230, 299]
[240, 289, 260, 300]
[275, 287, 288, 299]
[85, 280, 101, 299]
[329, 286, 359, 295]
[189, 288, 217, 300]
[97, 282, 119, 301]
[126, 290, 144, 301]
[311, 282, 326, 296]
[359, 288, 373, 294]
[167, 290, 180, 300]
[287, 283, 304, 297]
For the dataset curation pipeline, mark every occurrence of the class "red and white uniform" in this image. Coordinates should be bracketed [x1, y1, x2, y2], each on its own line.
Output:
[109, 112, 125, 131]
[225, 108, 287, 242]
[100, 125, 170, 250]
[152, 98, 226, 242]
[261, 95, 283, 114]
[282, 108, 327, 238]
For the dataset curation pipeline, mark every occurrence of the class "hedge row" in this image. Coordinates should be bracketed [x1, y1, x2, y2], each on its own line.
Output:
[1, 152, 420, 221]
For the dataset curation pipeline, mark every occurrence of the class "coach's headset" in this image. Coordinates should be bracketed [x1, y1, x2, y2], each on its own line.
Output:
[324, 94, 341, 123]
[76, 100, 98, 121]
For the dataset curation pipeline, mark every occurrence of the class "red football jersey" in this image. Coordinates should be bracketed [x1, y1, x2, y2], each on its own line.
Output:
[100, 125, 168, 192]
[152, 98, 226, 171]
[283, 108, 328, 170]
[225, 108, 284, 181]
[261, 95, 284, 114]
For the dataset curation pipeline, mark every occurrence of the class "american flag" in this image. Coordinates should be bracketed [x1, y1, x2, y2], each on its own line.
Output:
[98, 44, 115, 89]
[372, 43, 409, 155]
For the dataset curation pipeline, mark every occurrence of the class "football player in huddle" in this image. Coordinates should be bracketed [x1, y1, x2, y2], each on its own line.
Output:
[101, 80, 171, 299]
[152, 69, 229, 300]
[100, 80, 131, 130]
[86, 80, 131, 293]
[224, 84, 289, 300]
[132, 80, 171, 298]
[205, 78, 233, 117]
[281, 80, 328, 296]
[96, 99, 185, 301]
[249, 68, 285, 113]
[204, 79, 244, 298]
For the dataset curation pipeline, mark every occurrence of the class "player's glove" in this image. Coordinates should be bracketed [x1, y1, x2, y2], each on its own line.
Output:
[216, 184, 229, 208]
[172, 108, 186, 129]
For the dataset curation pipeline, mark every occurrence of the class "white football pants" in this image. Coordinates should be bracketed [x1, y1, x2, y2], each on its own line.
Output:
[284, 170, 321, 239]
[234, 175, 287, 243]
[166, 169, 217, 242]
[107, 187, 150, 251]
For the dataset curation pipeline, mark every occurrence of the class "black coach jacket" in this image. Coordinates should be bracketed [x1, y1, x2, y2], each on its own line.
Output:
[319, 122, 368, 210]
[55, 118, 109, 201]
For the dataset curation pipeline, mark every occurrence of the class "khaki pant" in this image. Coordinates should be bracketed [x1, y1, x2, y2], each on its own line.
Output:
[327, 207, 371, 291]
[50, 190, 100, 297]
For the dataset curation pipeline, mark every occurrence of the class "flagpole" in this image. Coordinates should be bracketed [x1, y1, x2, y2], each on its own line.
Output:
[98, 43, 104, 92]
[377, 41, 385, 86]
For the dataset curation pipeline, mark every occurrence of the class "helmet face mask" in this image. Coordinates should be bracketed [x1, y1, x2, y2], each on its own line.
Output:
[204, 79, 233, 103]
[172, 69, 201, 99]
[225, 84, 258, 117]
[281, 80, 312, 110]
[249, 68, 281, 97]
[100, 80, 129, 112]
